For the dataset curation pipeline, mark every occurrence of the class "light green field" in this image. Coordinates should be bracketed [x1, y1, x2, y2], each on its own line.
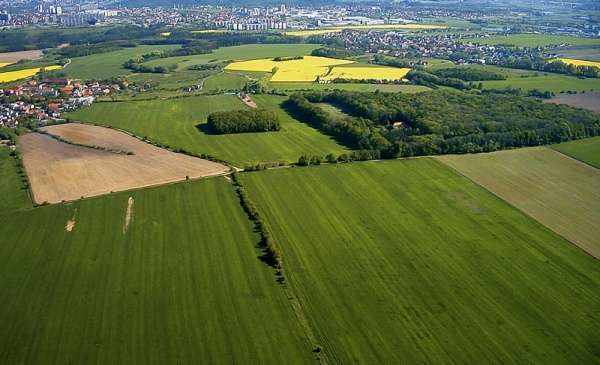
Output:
[0, 177, 313, 363]
[66, 95, 348, 166]
[553, 136, 600, 168]
[241, 158, 600, 363]
[144, 44, 321, 71]
[65, 45, 179, 80]
[270, 82, 430, 93]
[0, 147, 30, 213]
[203, 72, 248, 91]
[438, 147, 600, 259]
[466, 34, 600, 47]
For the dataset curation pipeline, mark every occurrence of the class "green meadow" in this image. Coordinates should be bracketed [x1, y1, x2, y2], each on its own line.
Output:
[241, 158, 600, 363]
[0, 147, 30, 213]
[553, 136, 600, 168]
[66, 94, 348, 166]
[0, 177, 313, 364]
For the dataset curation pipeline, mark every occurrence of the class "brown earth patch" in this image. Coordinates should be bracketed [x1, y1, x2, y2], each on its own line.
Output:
[0, 50, 44, 63]
[123, 197, 134, 234]
[20, 123, 230, 204]
[240, 94, 257, 108]
[544, 92, 600, 114]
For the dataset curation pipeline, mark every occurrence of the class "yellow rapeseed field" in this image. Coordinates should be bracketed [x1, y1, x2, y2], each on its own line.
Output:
[557, 58, 600, 68]
[225, 56, 354, 82]
[322, 66, 411, 81]
[0, 65, 62, 83]
[159, 32, 172, 37]
[0, 62, 12, 68]
[286, 23, 446, 37]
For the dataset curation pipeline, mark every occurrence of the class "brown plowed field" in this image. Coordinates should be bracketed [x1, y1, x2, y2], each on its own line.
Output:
[20, 123, 229, 204]
[0, 50, 43, 63]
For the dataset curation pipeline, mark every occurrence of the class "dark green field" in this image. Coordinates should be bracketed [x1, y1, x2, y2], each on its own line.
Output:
[0, 147, 30, 213]
[66, 95, 349, 166]
[64, 45, 179, 80]
[553, 136, 600, 168]
[241, 159, 600, 363]
[0, 177, 313, 364]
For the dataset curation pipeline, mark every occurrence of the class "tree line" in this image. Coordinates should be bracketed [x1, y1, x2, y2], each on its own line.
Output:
[206, 109, 280, 134]
[493, 56, 599, 78]
[288, 90, 600, 158]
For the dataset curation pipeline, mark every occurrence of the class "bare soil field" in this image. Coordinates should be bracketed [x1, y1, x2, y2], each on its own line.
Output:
[20, 123, 229, 204]
[0, 50, 43, 63]
[437, 147, 600, 259]
[544, 92, 600, 113]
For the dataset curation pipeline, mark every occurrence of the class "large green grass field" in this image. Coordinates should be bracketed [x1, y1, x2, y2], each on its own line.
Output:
[144, 44, 320, 70]
[66, 94, 349, 166]
[64, 45, 179, 80]
[0, 147, 30, 213]
[466, 34, 600, 47]
[438, 147, 600, 259]
[0, 177, 313, 364]
[241, 158, 600, 363]
[553, 136, 600, 168]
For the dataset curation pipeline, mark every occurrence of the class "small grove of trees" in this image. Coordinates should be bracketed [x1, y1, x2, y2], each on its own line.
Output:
[430, 67, 506, 81]
[273, 56, 303, 61]
[311, 47, 359, 59]
[206, 109, 280, 134]
[407, 70, 475, 90]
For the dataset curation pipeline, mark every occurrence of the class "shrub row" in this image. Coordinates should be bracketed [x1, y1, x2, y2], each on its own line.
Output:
[230, 173, 283, 271]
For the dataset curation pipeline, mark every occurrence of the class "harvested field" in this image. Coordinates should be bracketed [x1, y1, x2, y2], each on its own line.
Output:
[437, 147, 600, 259]
[0, 49, 43, 63]
[544, 92, 600, 113]
[19, 123, 229, 204]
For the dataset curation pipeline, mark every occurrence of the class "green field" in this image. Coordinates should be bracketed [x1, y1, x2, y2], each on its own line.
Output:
[553, 136, 600, 168]
[144, 44, 321, 71]
[66, 94, 349, 166]
[466, 34, 600, 47]
[481, 72, 600, 92]
[203, 72, 248, 91]
[0, 147, 30, 213]
[64, 45, 179, 80]
[0, 177, 314, 364]
[241, 158, 600, 363]
[438, 147, 600, 259]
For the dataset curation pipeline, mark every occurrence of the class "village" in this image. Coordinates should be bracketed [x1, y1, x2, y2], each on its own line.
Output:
[0, 77, 126, 129]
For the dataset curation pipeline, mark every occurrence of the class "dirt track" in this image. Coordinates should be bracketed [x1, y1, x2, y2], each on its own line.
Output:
[20, 123, 229, 204]
[0, 50, 44, 63]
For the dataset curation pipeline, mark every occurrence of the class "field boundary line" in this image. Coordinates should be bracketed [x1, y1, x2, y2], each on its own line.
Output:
[434, 154, 599, 260]
[550, 145, 600, 170]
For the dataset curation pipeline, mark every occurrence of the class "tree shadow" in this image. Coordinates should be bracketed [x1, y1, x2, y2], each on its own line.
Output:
[195, 123, 219, 135]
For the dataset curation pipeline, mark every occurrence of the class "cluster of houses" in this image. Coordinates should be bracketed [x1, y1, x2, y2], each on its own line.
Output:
[323, 31, 557, 65]
[0, 78, 123, 129]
